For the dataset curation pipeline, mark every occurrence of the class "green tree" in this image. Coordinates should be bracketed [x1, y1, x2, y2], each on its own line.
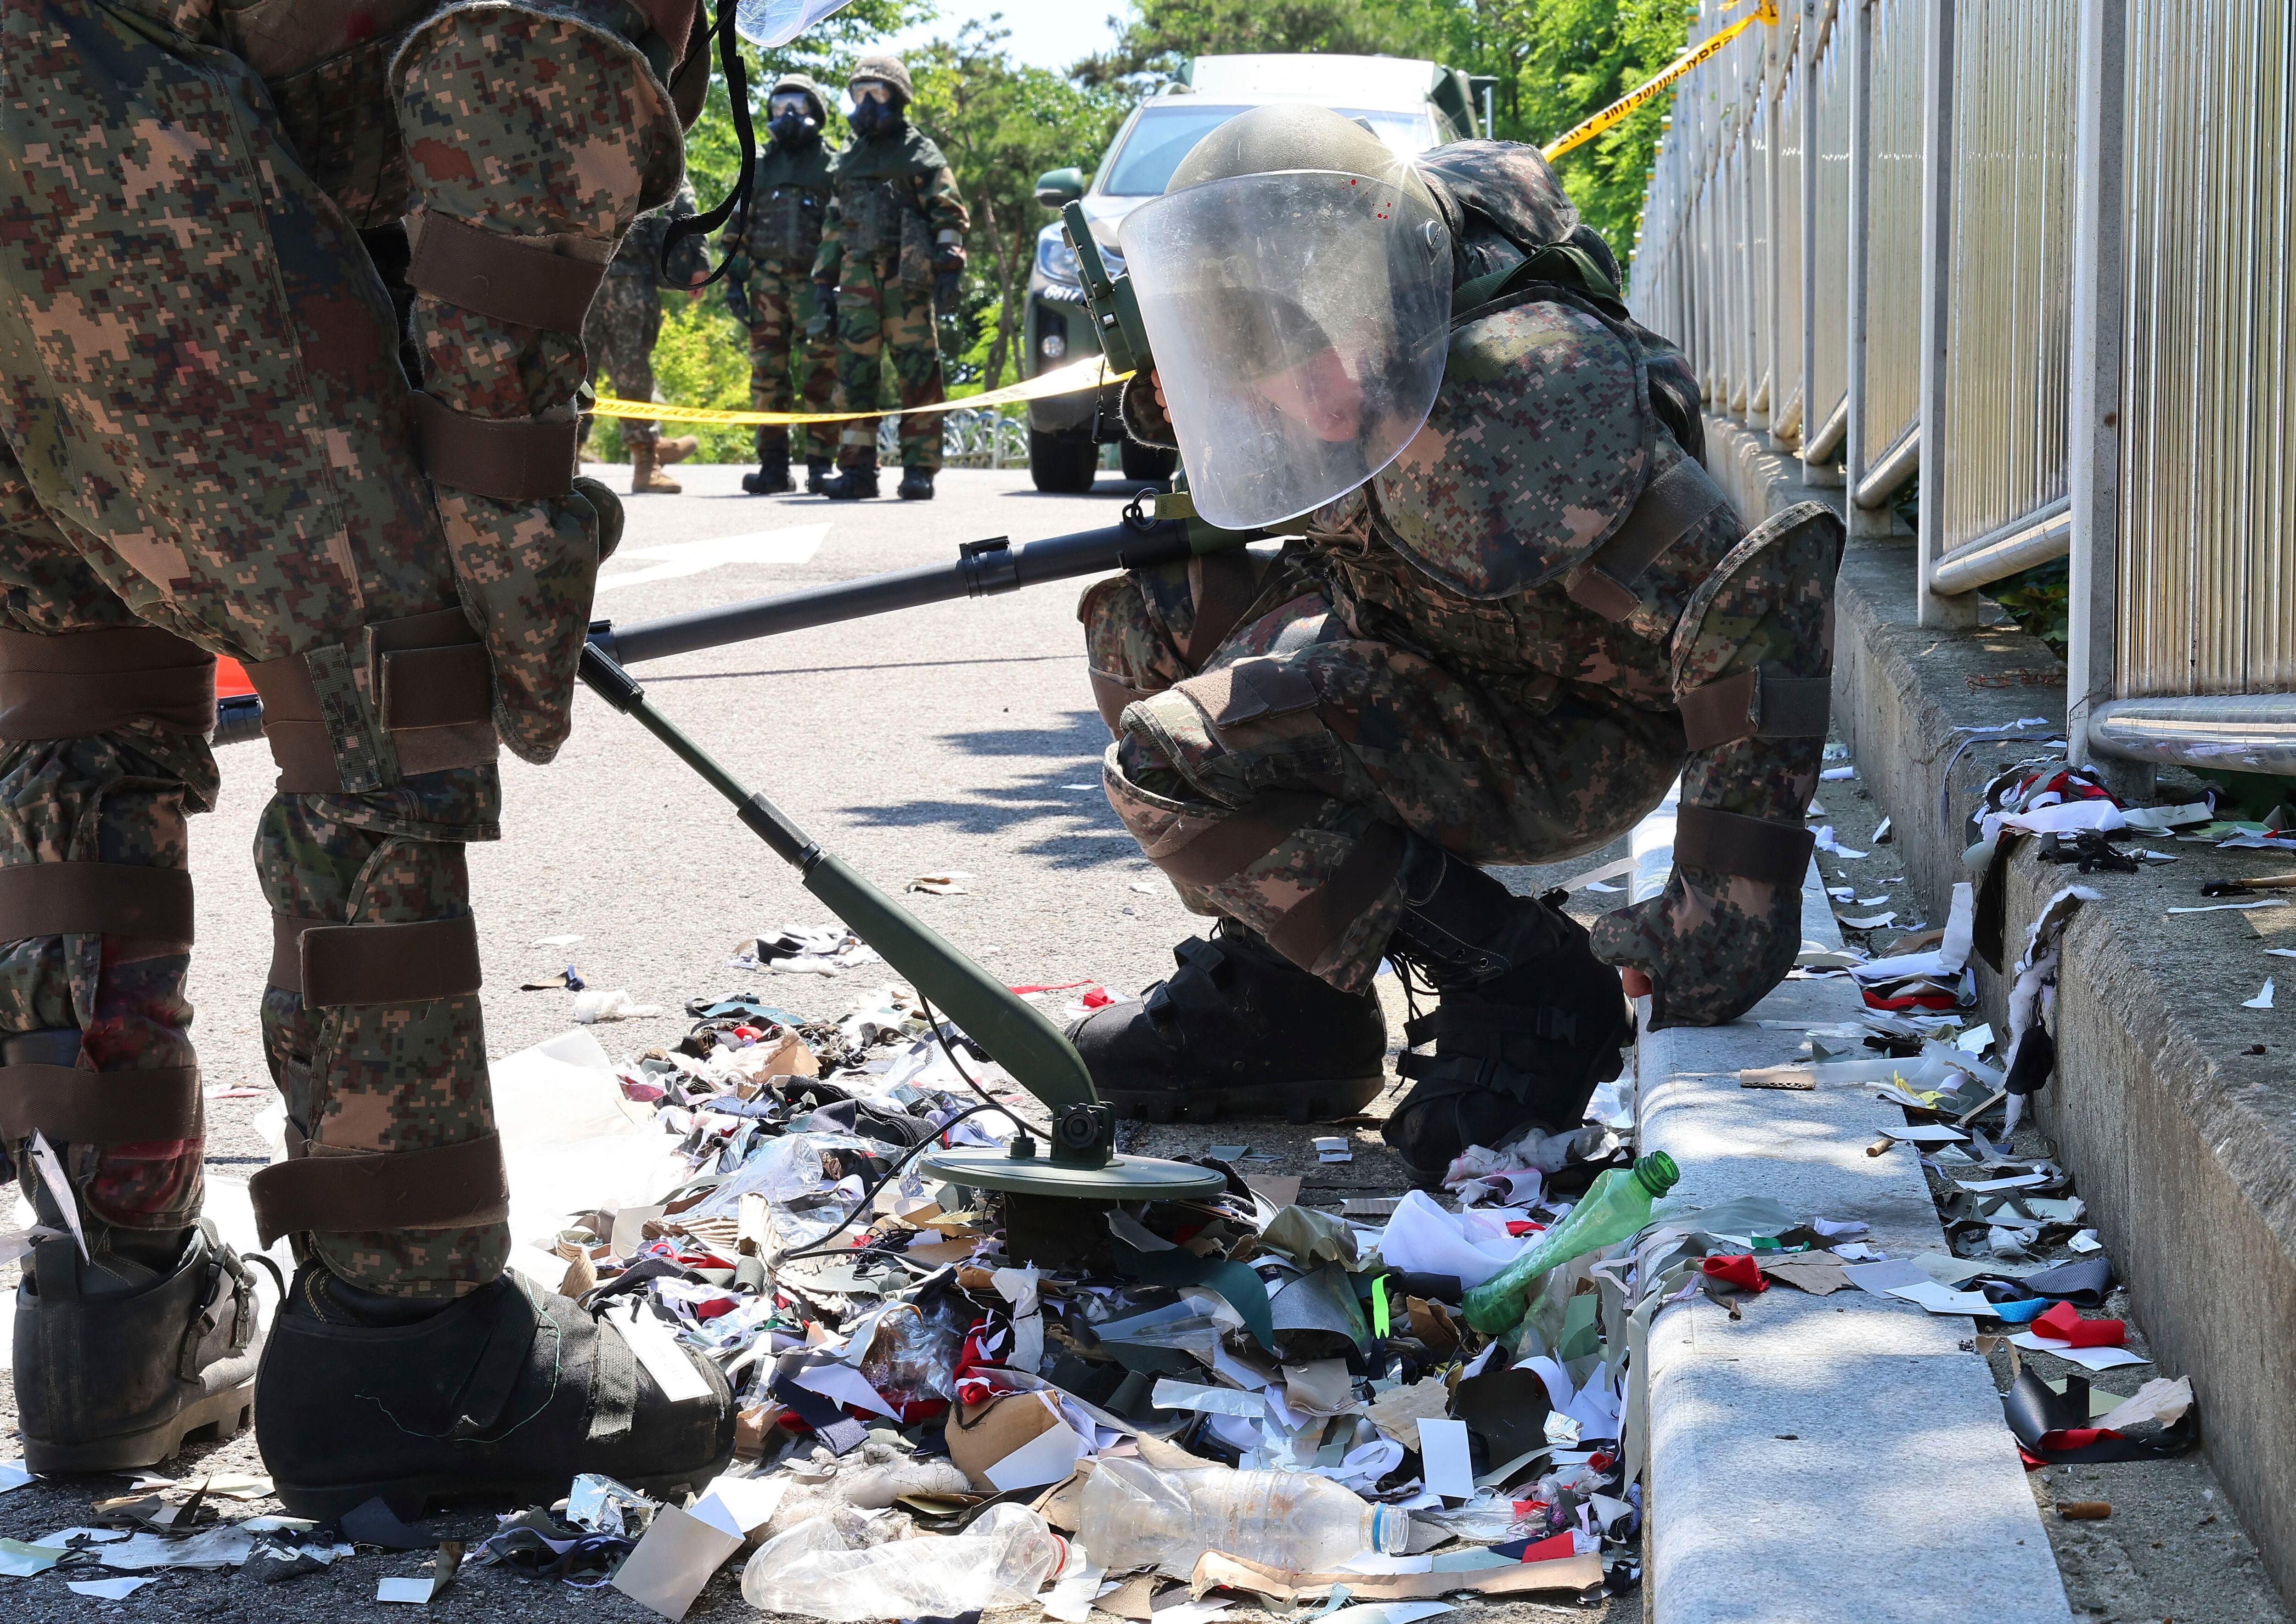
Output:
[906, 23, 1128, 391]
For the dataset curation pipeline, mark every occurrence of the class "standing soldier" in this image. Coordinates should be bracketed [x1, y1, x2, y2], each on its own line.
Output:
[811, 53, 970, 502]
[584, 177, 709, 495]
[0, 0, 735, 1509]
[725, 73, 841, 496]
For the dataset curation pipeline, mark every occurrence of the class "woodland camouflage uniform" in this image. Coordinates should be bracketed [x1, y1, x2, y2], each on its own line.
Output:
[0, 0, 693, 1316]
[812, 94, 969, 471]
[723, 76, 839, 466]
[1087, 142, 1841, 1038]
[583, 176, 710, 450]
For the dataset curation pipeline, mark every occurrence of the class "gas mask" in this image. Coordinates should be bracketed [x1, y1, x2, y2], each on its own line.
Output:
[846, 82, 903, 138]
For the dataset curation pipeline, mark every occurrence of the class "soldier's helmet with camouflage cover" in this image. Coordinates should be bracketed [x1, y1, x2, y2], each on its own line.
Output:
[1116, 104, 1454, 530]
[849, 51, 914, 105]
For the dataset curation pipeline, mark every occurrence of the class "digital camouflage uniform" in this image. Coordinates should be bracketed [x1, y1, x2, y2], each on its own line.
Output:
[1087, 143, 1842, 1033]
[582, 177, 709, 450]
[0, 0, 691, 1309]
[724, 92, 839, 465]
[813, 119, 968, 471]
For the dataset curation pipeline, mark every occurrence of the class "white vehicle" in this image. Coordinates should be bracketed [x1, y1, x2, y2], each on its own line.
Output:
[1020, 54, 1491, 493]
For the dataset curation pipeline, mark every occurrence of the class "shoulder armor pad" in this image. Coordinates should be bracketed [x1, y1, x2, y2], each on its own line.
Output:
[1373, 299, 1650, 601]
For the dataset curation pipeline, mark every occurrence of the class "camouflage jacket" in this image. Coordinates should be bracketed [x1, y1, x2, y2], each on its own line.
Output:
[812, 123, 969, 285]
[608, 176, 710, 287]
[725, 137, 836, 271]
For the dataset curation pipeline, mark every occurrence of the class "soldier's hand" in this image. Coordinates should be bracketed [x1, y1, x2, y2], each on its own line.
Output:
[1149, 369, 1164, 411]
[934, 267, 962, 309]
[1619, 968, 1651, 998]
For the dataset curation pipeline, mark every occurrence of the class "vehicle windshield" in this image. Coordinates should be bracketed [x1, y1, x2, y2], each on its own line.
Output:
[1097, 103, 1433, 197]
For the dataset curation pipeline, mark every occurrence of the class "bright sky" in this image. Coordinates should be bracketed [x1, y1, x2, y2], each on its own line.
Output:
[878, 0, 1128, 73]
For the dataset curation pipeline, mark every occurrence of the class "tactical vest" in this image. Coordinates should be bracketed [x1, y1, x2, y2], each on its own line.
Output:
[832, 127, 945, 285]
[743, 140, 834, 266]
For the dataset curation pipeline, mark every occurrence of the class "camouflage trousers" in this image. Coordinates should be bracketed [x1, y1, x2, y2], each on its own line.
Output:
[1082, 550, 1685, 994]
[746, 264, 838, 462]
[0, 0, 678, 1301]
[583, 274, 667, 449]
[833, 254, 944, 471]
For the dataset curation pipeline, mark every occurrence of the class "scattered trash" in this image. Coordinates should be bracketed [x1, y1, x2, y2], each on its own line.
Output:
[0, 1460, 33, 1495]
[909, 871, 976, 896]
[572, 987, 662, 1023]
[732, 925, 886, 975]
[1819, 766, 1857, 781]
[2244, 978, 2276, 1010]
[67, 1577, 155, 1599]
[2057, 1501, 2111, 1520]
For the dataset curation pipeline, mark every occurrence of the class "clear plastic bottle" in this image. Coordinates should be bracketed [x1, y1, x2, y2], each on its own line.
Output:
[1461, 1151, 1680, 1335]
[740, 1503, 1067, 1620]
[1080, 1456, 1411, 1577]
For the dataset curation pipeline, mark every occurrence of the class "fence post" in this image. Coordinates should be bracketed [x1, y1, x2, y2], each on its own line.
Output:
[1800, 0, 1818, 482]
[1914, 0, 1976, 627]
[2065, 0, 2147, 795]
[1844, 0, 1879, 530]
[1759, 23, 1784, 439]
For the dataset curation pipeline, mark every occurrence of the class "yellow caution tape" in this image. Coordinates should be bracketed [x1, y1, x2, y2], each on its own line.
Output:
[587, 354, 1129, 427]
[1542, 1, 1778, 164]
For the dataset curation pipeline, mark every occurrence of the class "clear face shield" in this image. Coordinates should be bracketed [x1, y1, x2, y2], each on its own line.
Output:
[1116, 167, 1453, 531]
[735, 0, 860, 46]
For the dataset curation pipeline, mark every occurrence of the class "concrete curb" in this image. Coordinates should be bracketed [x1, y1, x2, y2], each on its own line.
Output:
[1634, 800, 2072, 1624]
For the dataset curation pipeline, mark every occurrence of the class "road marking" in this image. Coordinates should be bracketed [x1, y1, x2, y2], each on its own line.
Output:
[596, 523, 829, 591]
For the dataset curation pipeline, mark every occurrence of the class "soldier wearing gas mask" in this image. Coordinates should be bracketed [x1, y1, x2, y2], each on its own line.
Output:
[1071, 107, 1842, 1179]
[724, 71, 842, 496]
[810, 53, 970, 502]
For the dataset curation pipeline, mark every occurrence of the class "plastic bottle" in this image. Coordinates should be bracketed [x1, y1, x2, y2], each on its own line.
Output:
[1080, 1456, 1411, 1578]
[1461, 1151, 1680, 1335]
[740, 1503, 1067, 1620]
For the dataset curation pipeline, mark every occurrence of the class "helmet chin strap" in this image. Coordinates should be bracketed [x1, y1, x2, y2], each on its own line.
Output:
[660, 4, 754, 289]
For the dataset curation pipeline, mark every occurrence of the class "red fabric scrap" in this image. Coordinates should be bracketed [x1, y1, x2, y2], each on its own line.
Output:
[1517, 1532, 1576, 1564]
[1007, 981, 1096, 994]
[2037, 1427, 2124, 1454]
[1701, 1254, 1768, 1291]
[2034, 1301, 2125, 1347]
[1504, 1220, 1548, 1237]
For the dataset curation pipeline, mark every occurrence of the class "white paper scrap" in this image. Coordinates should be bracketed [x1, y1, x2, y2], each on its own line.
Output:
[985, 1423, 1086, 1492]
[610, 1504, 743, 1620]
[1041, 1552, 1107, 1623]
[68, 1577, 156, 1600]
[1315, 1136, 1354, 1163]
[2069, 1228, 2104, 1254]
[2167, 901, 2281, 915]
[1417, 1417, 1477, 1500]
[1819, 766, 1857, 781]
[27, 1132, 86, 1261]
[0, 1460, 32, 1495]
[1840, 911, 1897, 929]
[1321, 1604, 1457, 1624]
[1956, 1172, 2051, 1193]
[1841, 1259, 1932, 1295]
[2009, 1332, 2151, 1371]
[610, 1304, 717, 1406]
[690, 1474, 786, 1539]
[1885, 1280, 1997, 1316]
[2244, 978, 2277, 1010]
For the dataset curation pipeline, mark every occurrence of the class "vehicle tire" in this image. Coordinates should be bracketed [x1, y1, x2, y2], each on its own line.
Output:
[1119, 440, 1178, 485]
[1029, 428, 1099, 493]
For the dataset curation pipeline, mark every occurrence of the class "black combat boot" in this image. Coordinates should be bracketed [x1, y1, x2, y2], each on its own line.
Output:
[742, 453, 793, 495]
[1069, 920, 1387, 1124]
[897, 466, 935, 500]
[1379, 836, 1632, 1179]
[821, 457, 879, 501]
[257, 1264, 735, 1519]
[14, 1219, 260, 1471]
[805, 456, 835, 495]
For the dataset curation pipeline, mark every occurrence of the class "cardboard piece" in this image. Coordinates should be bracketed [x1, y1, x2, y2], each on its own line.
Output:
[945, 1389, 1066, 1490]
[1095, 1572, 1159, 1619]
[611, 1506, 743, 1621]
[1759, 1256, 1852, 1295]
[1366, 1376, 1453, 1450]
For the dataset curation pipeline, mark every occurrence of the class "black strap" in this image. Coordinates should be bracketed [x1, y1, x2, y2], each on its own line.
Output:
[661, 5, 754, 289]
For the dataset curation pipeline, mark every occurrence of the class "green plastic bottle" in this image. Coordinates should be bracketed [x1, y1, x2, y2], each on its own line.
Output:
[1461, 1152, 1680, 1335]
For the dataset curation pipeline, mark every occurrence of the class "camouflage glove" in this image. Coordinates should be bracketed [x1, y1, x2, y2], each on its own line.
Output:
[724, 262, 753, 325]
[1591, 849, 1808, 1030]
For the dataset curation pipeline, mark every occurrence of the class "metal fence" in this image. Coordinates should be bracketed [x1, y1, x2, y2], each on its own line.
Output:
[875, 408, 1029, 469]
[1630, 0, 2296, 778]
